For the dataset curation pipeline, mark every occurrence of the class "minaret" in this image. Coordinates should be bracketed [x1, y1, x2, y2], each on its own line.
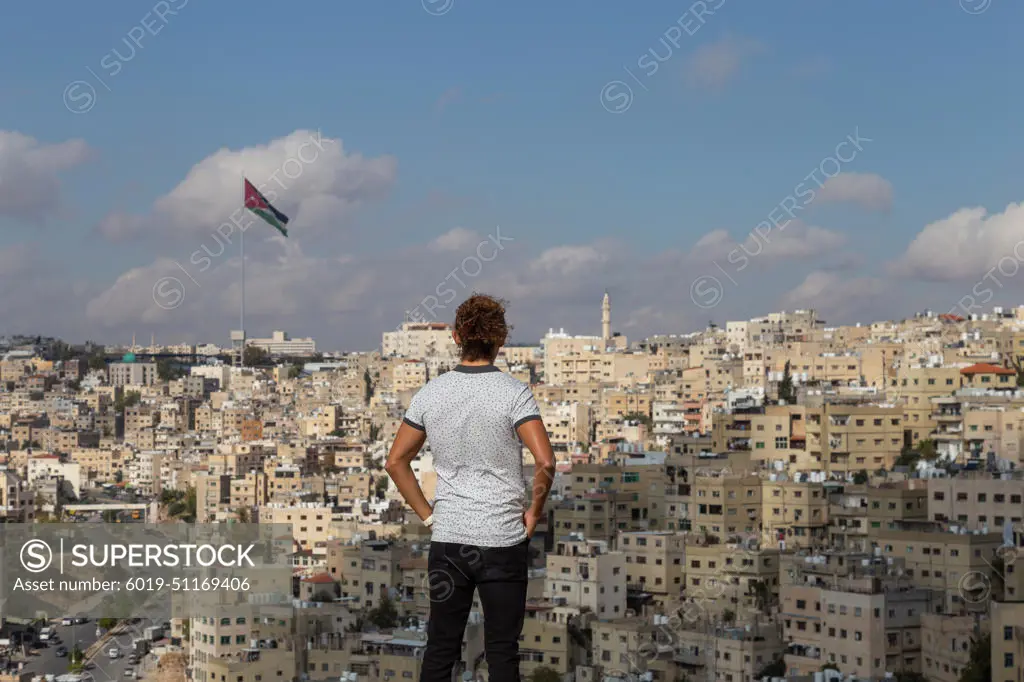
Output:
[602, 290, 611, 342]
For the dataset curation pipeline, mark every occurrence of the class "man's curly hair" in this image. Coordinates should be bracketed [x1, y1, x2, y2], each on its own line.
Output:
[454, 294, 509, 361]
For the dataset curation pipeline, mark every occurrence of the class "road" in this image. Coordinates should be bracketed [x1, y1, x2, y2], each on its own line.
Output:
[20, 620, 154, 682]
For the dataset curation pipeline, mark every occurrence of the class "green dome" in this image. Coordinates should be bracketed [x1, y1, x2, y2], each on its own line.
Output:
[122, 352, 136, 363]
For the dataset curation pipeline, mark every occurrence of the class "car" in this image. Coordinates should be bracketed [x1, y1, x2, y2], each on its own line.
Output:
[75, 617, 88, 624]
[124, 670, 134, 678]
[55, 647, 68, 657]
[108, 648, 120, 659]
[61, 618, 73, 626]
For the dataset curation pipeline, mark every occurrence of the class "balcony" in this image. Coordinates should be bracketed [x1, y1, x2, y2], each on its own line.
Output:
[673, 649, 707, 667]
[726, 438, 751, 452]
[931, 410, 962, 421]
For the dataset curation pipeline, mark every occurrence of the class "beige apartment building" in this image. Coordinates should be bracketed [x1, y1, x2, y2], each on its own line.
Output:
[0, 470, 34, 521]
[552, 491, 646, 546]
[805, 402, 904, 474]
[921, 613, 985, 682]
[539, 401, 592, 449]
[547, 351, 650, 387]
[990, 516, 1024, 681]
[875, 526, 1003, 614]
[259, 503, 336, 554]
[897, 364, 963, 443]
[70, 447, 127, 482]
[684, 541, 780, 619]
[928, 474, 1024, 532]
[617, 531, 684, 601]
[563, 462, 666, 534]
[544, 536, 626, 618]
[755, 477, 825, 549]
[381, 321, 457, 358]
[672, 625, 783, 682]
[602, 389, 652, 419]
[991, 601, 1024, 682]
[392, 360, 427, 392]
[827, 481, 929, 551]
[534, 382, 603, 406]
[781, 552, 932, 679]
[688, 470, 762, 538]
[518, 602, 575, 679]
[334, 539, 407, 611]
[712, 404, 809, 467]
[190, 600, 296, 682]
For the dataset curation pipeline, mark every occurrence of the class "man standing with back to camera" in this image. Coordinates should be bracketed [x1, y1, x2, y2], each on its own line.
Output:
[385, 293, 556, 682]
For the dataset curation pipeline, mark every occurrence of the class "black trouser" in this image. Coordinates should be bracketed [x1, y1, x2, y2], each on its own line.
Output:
[420, 539, 529, 682]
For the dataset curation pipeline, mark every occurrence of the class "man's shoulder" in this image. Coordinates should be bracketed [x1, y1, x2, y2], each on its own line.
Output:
[490, 370, 533, 393]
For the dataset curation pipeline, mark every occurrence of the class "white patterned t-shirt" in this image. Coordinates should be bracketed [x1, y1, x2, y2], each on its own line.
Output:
[403, 364, 542, 547]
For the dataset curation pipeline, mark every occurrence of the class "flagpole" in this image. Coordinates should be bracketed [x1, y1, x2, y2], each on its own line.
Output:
[238, 174, 244, 366]
[240, 183, 246, 368]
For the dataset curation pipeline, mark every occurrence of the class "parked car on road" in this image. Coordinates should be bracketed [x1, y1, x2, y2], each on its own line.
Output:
[55, 646, 68, 657]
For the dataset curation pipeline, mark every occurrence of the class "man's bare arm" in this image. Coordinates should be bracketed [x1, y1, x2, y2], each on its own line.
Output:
[384, 423, 432, 521]
[518, 419, 556, 516]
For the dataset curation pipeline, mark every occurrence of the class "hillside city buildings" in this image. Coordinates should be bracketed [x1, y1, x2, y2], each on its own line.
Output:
[1, 299, 1024, 682]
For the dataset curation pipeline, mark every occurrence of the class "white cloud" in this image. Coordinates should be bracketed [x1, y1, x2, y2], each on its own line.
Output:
[435, 87, 462, 115]
[684, 35, 763, 91]
[430, 227, 479, 252]
[98, 130, 397, 241]
[0, 131, 92, 222]
[891, 202, 1024, 281]
[530, 244, 610, 275]
[686, 221, 847, 264]
[817, 172, 893, 212]
[781, 271, 886, 319]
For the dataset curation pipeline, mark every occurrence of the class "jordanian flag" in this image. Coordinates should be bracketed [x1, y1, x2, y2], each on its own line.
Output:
[244, 178, 289, 237]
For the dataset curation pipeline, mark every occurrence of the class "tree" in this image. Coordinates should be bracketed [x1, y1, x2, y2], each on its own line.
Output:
[369, 423, 381, 442]
[754, 659, 785, 679]
[236, 507, 251, 523]
[853, 470, 869, 485]
[779, 361, 795, 403]
[288, 363, 303, 379]
[243, 346, 270, 367]
[721, 609, 736, 625]
[959, 632, 990, 682]
[363, 368, 374, 404]
[88, 354, 107, 371]
[114, 469, 124, 483]
[156, 359, 184, 382]
[98, 618, 117, 630]
[374, 476, 389, 499]
[893, 672, 927, 682]
[69, 644, 85, 671]
[529, 667, 562, 682]
[367, 594, 399, 629]
[114, 390, 141, 413]
[622, 412, 653, 429]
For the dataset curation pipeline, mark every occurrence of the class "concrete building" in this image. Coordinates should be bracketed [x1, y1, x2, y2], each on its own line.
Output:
[248, 330, 316, 357]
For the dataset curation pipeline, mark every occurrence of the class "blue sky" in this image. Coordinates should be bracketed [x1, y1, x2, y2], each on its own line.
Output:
[0, 0, 1022, 349]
